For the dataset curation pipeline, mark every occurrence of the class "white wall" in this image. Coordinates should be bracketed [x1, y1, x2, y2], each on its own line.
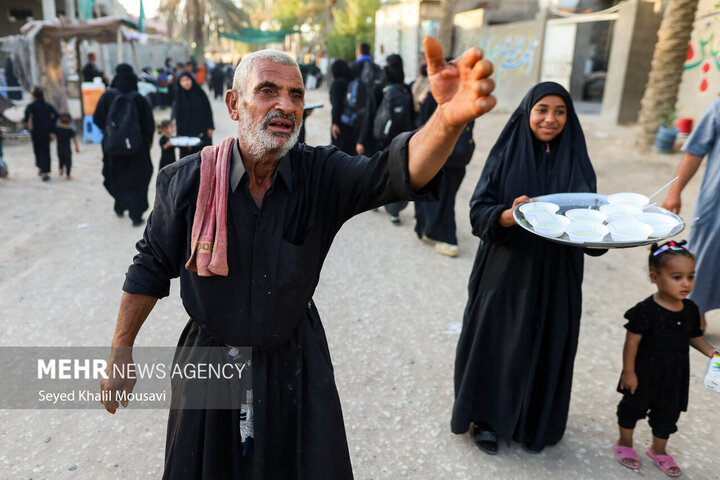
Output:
[676, 0, 720, 126]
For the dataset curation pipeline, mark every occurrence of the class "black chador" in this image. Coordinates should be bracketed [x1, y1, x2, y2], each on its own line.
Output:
[452, 83, 605, 451]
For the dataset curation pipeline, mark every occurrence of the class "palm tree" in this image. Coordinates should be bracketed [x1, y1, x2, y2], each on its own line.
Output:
[158, 0, 250, 63]
[636, 0, 699, 148]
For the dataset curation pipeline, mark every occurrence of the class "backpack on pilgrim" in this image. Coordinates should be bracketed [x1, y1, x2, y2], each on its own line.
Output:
[340, 61, 380, 127]
[372, 83, 413, 146]
[102, 90, 144, 156]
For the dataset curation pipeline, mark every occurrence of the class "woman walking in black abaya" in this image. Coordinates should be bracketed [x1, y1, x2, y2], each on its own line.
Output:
[172, 71, 214, 158]
[93, 64, 155, 226]
[452, 82, 605, 454]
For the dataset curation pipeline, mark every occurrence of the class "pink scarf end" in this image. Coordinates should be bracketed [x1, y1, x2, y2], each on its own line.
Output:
[184, 137, 234, 277]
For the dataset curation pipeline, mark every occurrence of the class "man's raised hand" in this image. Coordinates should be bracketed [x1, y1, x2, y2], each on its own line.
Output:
[423, 36, 496, 127]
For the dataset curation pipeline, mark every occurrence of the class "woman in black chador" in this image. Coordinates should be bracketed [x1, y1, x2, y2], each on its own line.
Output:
[93, 64, 155, 226]
[172, 70, 214, 158]
[329, 59, 356, 155]
[452, 82, 605, 454]
[23, 86, 58, 181]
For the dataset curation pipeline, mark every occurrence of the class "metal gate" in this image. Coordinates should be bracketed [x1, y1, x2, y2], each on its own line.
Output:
[541, 12, 620, 92]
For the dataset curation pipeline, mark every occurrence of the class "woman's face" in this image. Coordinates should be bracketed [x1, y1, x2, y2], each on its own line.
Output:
[529, 94, 567, 142]
[180, 76, 193, 91]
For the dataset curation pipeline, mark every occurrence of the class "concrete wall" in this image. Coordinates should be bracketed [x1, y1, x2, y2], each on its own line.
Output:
[453, 9, 546, 112]
[676, 0, 720, 125]
[601, 1, 660, 124]
[374, 0, 441, 82]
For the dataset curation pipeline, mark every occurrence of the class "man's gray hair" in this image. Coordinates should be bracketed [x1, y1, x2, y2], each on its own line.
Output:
[233, 50, 300, 94]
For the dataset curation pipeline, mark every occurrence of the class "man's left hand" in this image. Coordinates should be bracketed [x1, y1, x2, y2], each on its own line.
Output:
[424, 36, 495, 128]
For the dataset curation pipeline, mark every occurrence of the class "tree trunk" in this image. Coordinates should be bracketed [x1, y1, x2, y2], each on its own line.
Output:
[186, 0, 206, 65]
[635, 0, 699, 149]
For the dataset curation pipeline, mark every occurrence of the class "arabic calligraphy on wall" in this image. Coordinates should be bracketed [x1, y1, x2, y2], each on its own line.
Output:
[477, 34, 539, 78]
[684, 9, 720, 92]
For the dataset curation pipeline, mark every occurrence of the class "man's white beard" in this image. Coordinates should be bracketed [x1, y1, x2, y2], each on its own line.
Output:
[238, 103, 302, 161]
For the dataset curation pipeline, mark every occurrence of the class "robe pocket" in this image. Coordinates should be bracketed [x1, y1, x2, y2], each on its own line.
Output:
[276, 238, 314, 292]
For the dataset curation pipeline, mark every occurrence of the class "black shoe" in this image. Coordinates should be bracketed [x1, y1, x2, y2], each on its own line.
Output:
[522, 443, 544, 454]
[472, 425, 498, 455]
[131, 218, 144, 227]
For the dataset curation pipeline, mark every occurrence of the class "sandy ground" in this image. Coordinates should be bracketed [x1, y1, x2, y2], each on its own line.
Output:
[0, 86, 718, 480]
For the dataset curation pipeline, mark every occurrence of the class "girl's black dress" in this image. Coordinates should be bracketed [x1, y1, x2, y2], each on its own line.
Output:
[618, 296, 703, 412]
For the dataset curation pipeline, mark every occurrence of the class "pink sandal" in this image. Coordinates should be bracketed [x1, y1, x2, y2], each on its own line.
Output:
[613, 441, 639, 470]
[646, 448, 681, 477]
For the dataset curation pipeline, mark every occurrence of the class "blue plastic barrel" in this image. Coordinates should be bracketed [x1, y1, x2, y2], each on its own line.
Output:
[654, 125, 678, 153]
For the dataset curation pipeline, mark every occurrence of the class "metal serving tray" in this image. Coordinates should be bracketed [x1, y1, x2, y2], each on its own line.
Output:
[513, 192, 685, 249]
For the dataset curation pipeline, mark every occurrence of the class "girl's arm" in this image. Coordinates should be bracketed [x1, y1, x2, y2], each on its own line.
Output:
[620, 331, 642, 394]
[72, 137, 79, 152]
[689, 336, 718, 358]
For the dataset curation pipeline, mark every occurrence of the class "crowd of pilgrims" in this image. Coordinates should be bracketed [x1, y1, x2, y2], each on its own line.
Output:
[15, 45, 718, 476]
[328, 45, 473, 258]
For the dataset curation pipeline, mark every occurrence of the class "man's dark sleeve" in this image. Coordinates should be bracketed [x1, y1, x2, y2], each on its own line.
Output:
[123, 169, 187, 298]
[319, 131, 440, 224]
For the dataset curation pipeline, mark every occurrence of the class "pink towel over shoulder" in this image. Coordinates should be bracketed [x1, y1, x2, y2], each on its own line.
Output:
[185, 137, 235, 277]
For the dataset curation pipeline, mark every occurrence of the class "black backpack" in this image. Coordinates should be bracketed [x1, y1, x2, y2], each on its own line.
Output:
[372, 84, 413, 145]
[340, 61, 380, 127]
[102, 91, 144, 156]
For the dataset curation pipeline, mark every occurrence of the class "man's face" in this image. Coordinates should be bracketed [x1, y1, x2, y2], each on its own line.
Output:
[88, 54, 96, 64]
[226, 59, 304, 160]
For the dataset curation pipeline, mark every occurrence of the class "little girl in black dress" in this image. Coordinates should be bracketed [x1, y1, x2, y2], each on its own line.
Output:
[613, 240, 718, 477]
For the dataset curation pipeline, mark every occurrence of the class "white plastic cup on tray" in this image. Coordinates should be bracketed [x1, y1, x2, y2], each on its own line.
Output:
[633, 212, 679, 238]
[564, 221, 609, 243]
[608, 220, 653, 242]
[518, 202, 559, 215]
[600, 203, 642, 223]
[564, 208, 607, 224]
[529, 215, 570, 238]
[607, 192, 649, 208]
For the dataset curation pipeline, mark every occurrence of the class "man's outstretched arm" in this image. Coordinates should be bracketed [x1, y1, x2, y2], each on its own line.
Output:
[408, 36, 496, 190]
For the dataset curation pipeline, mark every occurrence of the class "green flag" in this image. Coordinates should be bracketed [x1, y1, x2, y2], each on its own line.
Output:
[138, 0, 145, 33]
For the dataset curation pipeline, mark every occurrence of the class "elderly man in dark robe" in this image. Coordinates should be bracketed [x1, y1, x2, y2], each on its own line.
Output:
[100, 37, 496, 479]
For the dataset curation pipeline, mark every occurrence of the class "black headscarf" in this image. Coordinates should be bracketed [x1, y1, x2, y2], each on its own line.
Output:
[474, 81, 596, 208]
[173, 70, 214, 136]
[331, 59, 350, 80]
[111, 63, 138, 93]
[382, 54, 404, 84]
